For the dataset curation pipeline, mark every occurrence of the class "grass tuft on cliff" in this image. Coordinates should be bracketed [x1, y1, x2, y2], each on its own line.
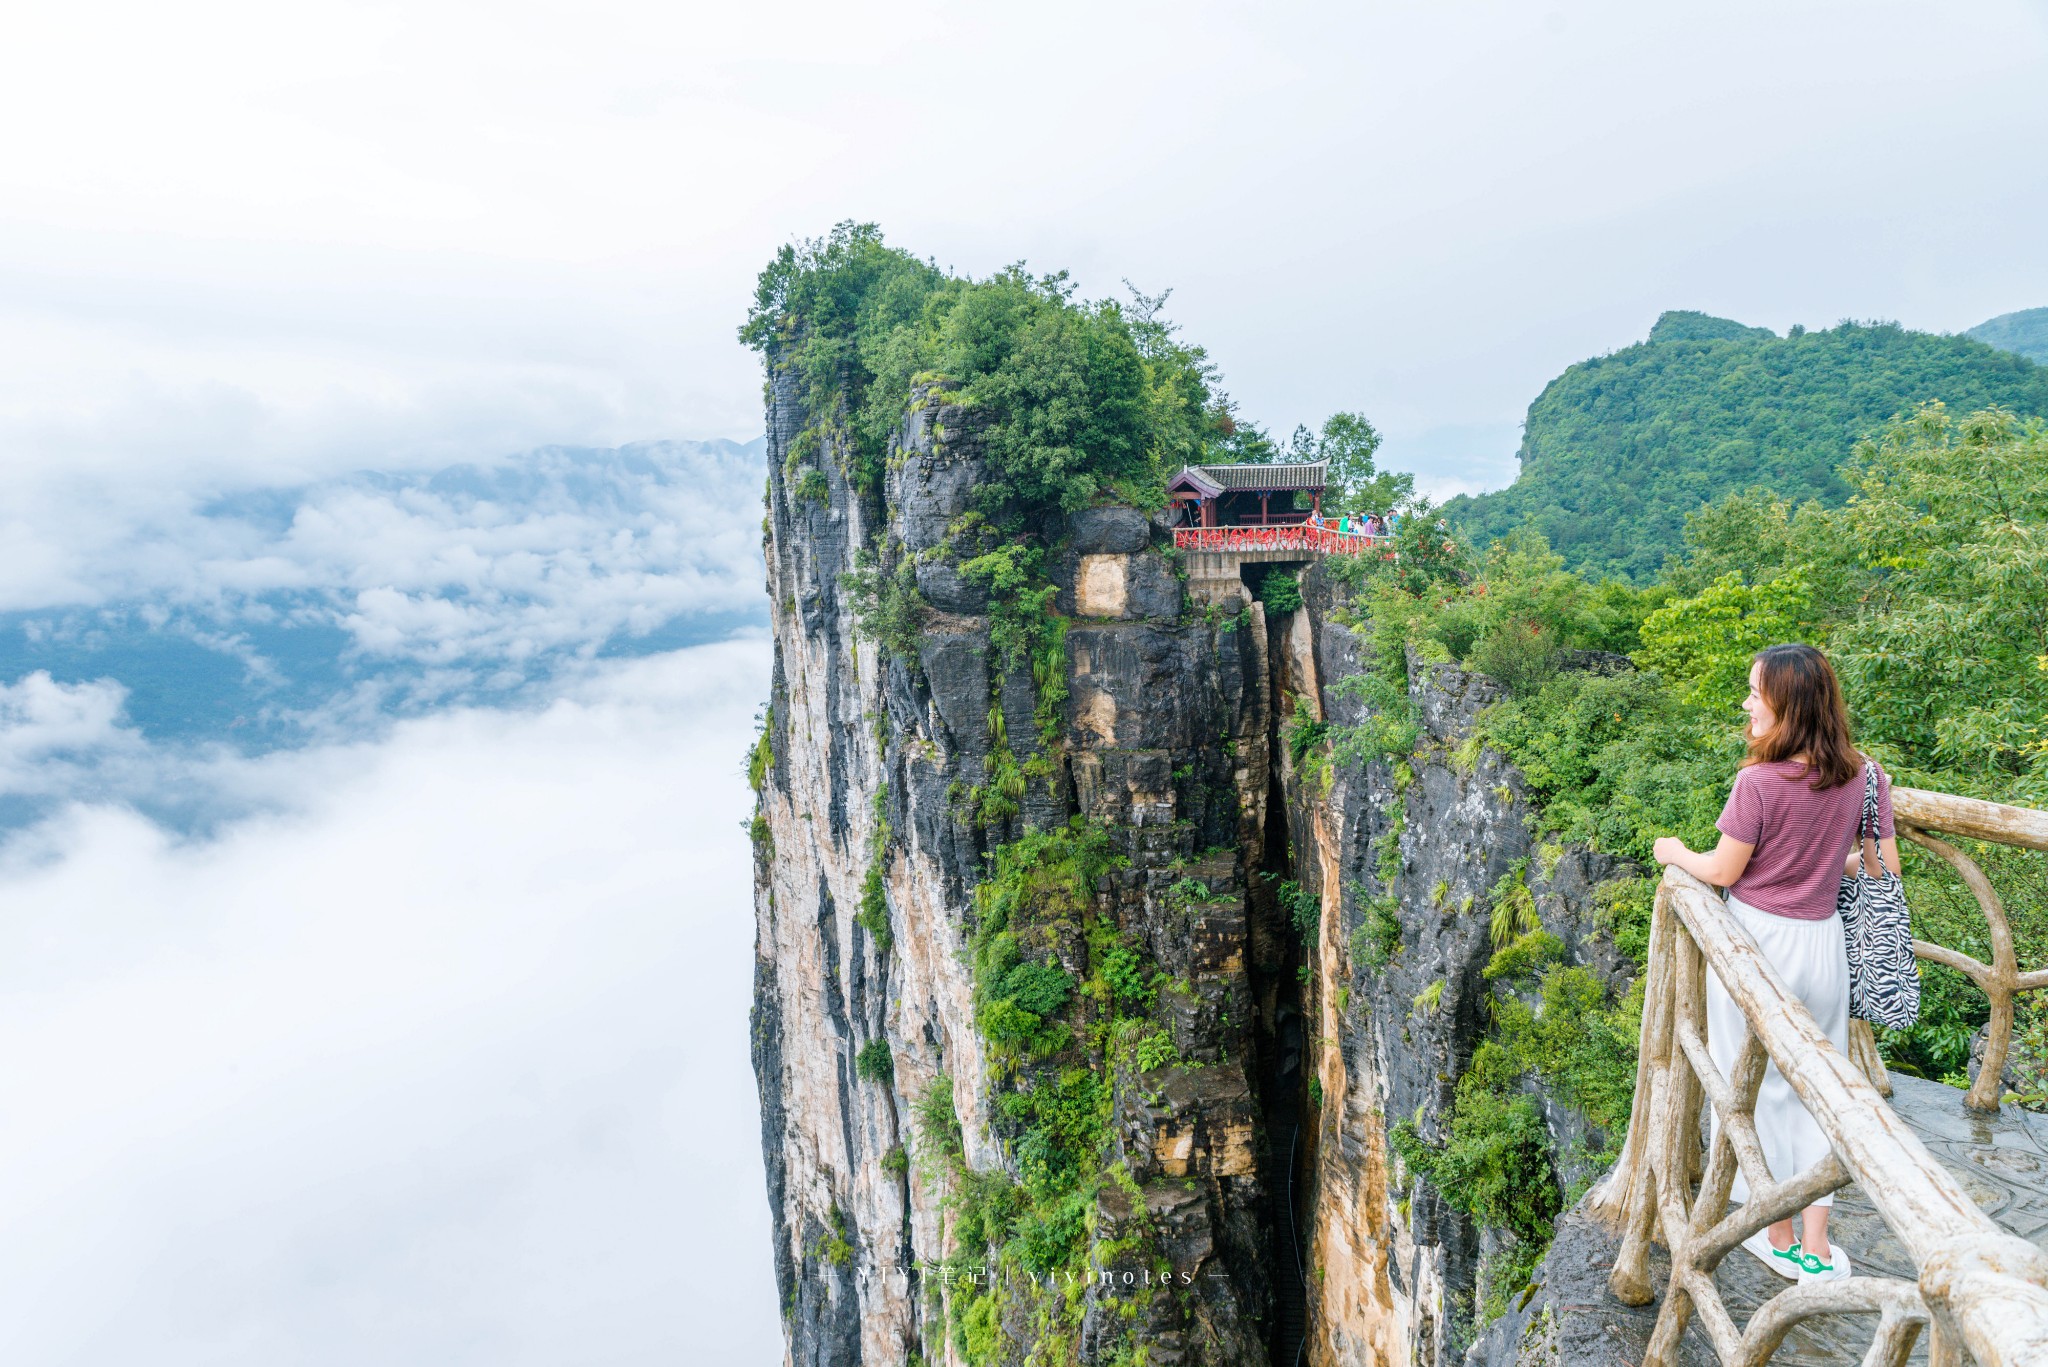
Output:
[906, 819, 1196, 1362]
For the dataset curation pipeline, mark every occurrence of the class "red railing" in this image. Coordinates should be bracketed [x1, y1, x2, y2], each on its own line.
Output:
[1173, 524, 1385, 556]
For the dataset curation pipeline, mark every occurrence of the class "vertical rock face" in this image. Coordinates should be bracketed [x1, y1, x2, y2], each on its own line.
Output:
[751, 373, 1294, 1367]
[750, 375, 1640, 1366]
[1272, 569, 1643, 1367]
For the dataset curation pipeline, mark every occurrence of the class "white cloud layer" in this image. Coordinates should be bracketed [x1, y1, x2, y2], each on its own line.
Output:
[0, 673, 141, 788]
[0, 438, 769, 801]
[0, 640, 781, 1365]
[0, 439, 766, 635]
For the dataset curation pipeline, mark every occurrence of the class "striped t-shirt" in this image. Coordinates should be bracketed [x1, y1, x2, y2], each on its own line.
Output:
[1716, 758, 1895, 921]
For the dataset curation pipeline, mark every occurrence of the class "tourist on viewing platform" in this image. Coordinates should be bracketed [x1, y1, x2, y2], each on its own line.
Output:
[1650, 644, 1899, 1287]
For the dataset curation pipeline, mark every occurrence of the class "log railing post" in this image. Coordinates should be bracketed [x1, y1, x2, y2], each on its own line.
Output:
[1595, 885, 1678, 1305]
[1892, 787, 2048, 1115]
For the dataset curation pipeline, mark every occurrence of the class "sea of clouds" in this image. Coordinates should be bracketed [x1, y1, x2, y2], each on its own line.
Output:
[0, 438, 766, 824]
[0, 443, 782, 1363]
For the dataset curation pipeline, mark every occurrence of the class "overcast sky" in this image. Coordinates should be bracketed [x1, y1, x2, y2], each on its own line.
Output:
[5, 0, 2045, 499]
[4, 4, 2048, 1364]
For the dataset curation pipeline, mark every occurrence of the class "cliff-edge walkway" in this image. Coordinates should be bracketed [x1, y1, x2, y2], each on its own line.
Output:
[1480, 1074, 2048, 1365]
[1477, 786, 2048, 1367]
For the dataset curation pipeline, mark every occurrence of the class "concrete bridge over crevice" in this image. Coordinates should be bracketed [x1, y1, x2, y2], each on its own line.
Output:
[1174, 526, 1388, 609]
[1184, 549, 1315, 609]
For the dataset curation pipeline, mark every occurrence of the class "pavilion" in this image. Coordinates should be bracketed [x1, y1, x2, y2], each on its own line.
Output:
[1165, 461, 1327, 528]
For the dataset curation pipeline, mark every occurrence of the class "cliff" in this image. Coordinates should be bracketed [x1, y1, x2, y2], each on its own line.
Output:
[748, 372, 1648, 1366]
[1273, 570, 1644, 1365]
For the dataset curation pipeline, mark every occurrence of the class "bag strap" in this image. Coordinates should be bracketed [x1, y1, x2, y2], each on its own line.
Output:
[1854, 760, 1891, 878]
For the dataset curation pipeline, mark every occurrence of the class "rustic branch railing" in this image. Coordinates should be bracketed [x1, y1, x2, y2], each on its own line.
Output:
[1588, 783, 2048, 1366]
[1891, 787, 2048, 1112]
[1172, 524, 1384, 555]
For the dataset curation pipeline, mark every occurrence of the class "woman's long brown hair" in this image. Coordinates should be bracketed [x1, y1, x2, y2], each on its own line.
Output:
[1744, 643, 1862, 789]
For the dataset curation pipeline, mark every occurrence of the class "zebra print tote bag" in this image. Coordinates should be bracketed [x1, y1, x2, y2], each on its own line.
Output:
[1837, 761, 1920, 1029]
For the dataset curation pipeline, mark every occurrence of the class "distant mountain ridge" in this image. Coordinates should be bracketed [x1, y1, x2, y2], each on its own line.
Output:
[1443, 311, 2048, 579]
[1968, 307, 2048, 363]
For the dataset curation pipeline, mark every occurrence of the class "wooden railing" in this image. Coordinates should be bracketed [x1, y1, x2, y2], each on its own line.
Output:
[1588, 787, 2048, 1366]
[1172, 524, 1384, 555]
[1891, 788, 2048, 1112]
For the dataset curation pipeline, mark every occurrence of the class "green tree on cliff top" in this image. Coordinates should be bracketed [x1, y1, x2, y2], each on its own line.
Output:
[743, 225, 1324, 518]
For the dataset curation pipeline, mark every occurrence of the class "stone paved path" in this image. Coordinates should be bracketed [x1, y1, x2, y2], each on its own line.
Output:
[1472, 1074, 2048, 1366]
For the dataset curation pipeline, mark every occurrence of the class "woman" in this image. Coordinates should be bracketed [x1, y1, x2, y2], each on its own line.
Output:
[1651, 643, 1899, 1286]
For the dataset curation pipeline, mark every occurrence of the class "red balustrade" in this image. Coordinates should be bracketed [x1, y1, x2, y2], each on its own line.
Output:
[1172, 524, 1384, 556]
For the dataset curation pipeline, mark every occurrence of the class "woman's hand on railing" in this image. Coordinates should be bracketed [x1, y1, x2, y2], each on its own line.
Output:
[1653, 833, 1756, 891]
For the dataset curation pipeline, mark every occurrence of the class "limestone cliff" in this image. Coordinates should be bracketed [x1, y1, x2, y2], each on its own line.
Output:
[748, 371, 1644, 1366]
[1272, 570, 1643, 1366]
[751, 369, 1297, 1366]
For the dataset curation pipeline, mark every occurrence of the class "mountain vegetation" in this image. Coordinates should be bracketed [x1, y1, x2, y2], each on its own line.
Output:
[1969, 306, 2048, 363]
[742, 225, 1386, 522]
[1346, 396, 2048, 1115]
[1325, 401, 2048, 1321]
[1646, 309, 1774, 344]
[747, 226, 2048, 1352]
[1443, 312, 2048, 580]
[741, 224, 1404, 531]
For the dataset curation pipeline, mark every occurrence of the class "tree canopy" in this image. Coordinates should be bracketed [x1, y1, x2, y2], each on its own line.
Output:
[1297, 411, 1413, 514]
[741, 226, 1290, 520]
[1673, 404, 2048, 795]
[1645, 309, 1775, 344]
[742, 224, 1408, 524]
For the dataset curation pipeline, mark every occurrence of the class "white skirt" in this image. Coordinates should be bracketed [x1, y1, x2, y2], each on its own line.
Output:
[1706, 893, 1850, 1208]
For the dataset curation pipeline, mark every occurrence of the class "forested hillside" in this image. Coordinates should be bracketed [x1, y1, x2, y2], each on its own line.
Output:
[1337, 404, 2048, 1311]
[1443, 312, 2048, 580]
[1969, 306, 2048, 363]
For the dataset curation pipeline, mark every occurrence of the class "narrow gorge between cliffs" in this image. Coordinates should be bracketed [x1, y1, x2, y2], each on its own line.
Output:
[747, 380, 1647, 1367]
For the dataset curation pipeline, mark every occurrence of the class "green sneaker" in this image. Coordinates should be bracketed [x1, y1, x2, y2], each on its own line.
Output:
[1742, 1230, 1802, 1280]
[1797, 1243, 1851, 1283]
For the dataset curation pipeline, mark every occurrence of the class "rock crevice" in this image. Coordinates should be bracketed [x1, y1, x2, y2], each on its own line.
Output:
[751, 380, 1642, 1366]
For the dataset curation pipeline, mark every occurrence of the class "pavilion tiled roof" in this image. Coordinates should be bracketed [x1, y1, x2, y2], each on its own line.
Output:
[1171, 460, 1328, 493]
